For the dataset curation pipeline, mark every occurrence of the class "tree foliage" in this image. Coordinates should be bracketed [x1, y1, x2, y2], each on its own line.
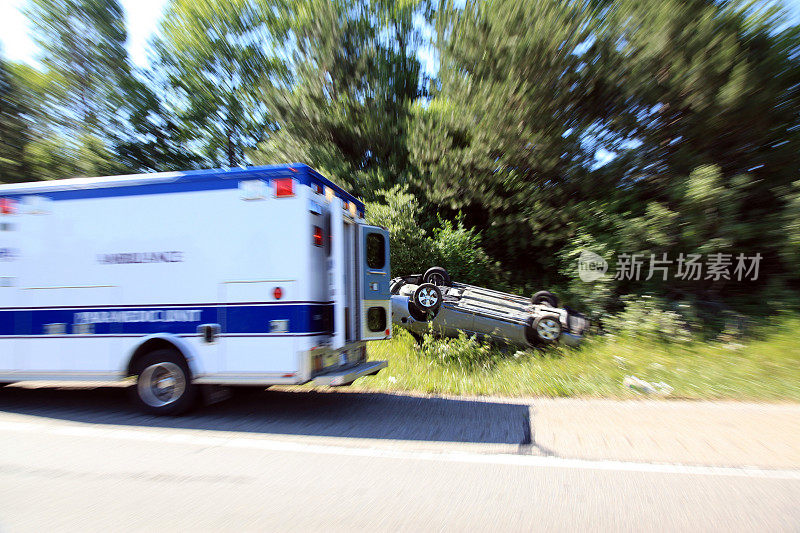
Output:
[112, 69, 201, 173]
[5, 0, 800, 317]
[251, 0, 428, 198]
[4, 0, 134, 180]
[409, 0, 800, 312]
[0, 53, 29, 183]
[409, 0, 626, 279]
[366, 184, 500, 284]
[26, 0, 128, 134]
[154, 0, 285, 167]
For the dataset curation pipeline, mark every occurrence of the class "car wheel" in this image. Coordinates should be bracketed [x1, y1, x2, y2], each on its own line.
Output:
[529, 315, 562, 344]
[423, 266, 452, 287]
[390, 279, 405, 294]
[130, 348, 198, 416]
[413, 283, 443, 314]
[531, 290, 559, 307]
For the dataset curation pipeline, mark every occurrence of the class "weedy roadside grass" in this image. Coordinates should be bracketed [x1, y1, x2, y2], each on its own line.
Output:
[355, 316, 800, 401]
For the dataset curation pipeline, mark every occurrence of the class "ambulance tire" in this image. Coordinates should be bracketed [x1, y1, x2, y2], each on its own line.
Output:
[130, 348, 198, 416]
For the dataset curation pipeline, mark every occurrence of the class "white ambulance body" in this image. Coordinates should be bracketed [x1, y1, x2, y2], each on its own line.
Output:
[0, 164, 390, 414]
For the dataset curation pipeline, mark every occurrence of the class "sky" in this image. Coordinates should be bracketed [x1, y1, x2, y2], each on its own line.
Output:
[0, 0, 169, 67]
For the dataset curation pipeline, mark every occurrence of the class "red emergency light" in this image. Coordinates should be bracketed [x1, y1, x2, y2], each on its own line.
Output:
[0, 198, 16, 215]
[274, 178, 294, 198]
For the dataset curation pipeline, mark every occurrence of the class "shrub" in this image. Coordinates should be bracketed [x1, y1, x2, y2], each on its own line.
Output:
[365, 185, 435, 276]
[607, 295, 693, 343]
[428, 214, 502, 286]
[419, 330, 498, 370]
[557, 229, 617, 318]
[366, 186, 502, 284]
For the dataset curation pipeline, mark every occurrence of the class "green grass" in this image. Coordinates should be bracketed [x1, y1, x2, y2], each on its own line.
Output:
[354, 316, 800, 401]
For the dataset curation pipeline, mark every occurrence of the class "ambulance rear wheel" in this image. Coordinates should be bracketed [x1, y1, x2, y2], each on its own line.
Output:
[130, 348, 198, 416]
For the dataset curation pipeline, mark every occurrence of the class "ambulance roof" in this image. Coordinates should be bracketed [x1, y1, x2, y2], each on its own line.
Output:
[0, 163, 364, 213]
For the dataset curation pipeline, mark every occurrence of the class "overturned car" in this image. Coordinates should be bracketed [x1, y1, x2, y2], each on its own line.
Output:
[391, 267, 589, 347]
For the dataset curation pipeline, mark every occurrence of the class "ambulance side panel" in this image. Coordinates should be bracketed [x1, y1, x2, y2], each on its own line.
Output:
[0, 171, 315, 380]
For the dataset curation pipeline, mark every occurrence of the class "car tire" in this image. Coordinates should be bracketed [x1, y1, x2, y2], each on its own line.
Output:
[531, 290, 559, 307]
[422, 266, 452, 287]
[408, 302, 432, 322]
[390, 279, 405, 294]
[412, 283, 443, 315]
[129, 348, 198, 416]
[528, 315, 562, 345]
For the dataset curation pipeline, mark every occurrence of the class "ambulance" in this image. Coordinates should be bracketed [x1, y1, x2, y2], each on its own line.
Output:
[0, 164, 390, 414]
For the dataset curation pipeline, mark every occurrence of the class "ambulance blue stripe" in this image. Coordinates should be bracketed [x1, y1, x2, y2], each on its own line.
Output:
[1, 300, 333, 310]
[0, 303, 332, 336]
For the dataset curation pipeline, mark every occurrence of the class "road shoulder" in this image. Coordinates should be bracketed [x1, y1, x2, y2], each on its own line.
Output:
[529, 398, 800, 469]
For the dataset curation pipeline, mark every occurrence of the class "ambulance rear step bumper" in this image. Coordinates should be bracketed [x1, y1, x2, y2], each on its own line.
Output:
[313, 360, 387, 387]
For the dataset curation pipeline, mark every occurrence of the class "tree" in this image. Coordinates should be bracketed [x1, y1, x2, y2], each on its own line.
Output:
[27, 0, 128, 135]
[595, 0, 800, 189]
[410, 0, 800, 306]
[111, 69, 201, 172]
[366, 184, 500, 283]
[0, 53, 29, 183]
[22, 134, 79, 181]
[579, 0, 800, 305]
[251, 0, 428, 198]
[409, 0, 625, 282]
[154, 0, 284, 167]
[21, 0, 133, 179]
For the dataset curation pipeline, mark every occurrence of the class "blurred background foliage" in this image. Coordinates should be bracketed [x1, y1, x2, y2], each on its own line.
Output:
[1, 0, 800, 329]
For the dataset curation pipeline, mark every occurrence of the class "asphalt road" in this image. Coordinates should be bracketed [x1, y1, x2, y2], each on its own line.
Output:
[0, 385, 798, 531]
